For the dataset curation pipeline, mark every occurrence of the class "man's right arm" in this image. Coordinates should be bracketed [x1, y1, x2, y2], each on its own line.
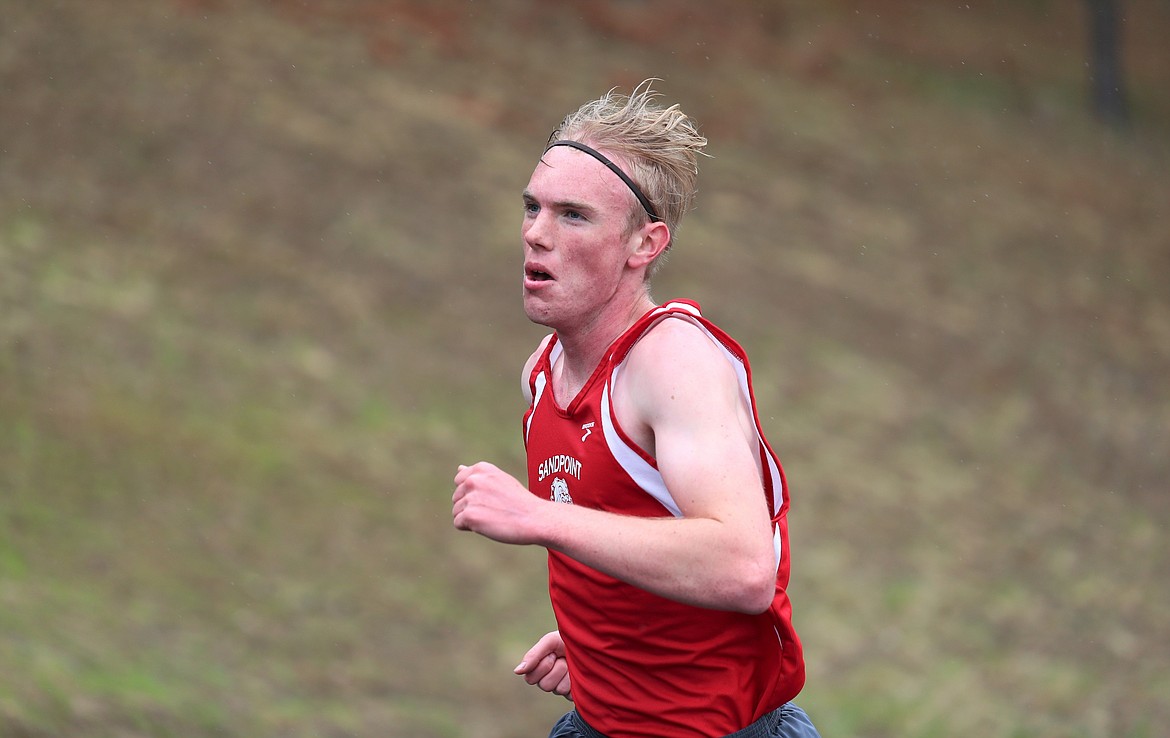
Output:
[520, 334, 554, 405]
[514, 630, 572, 700]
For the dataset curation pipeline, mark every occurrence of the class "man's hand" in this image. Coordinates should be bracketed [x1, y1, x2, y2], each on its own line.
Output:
[452, 462, 544, 545]
[514, 630, 572, 701]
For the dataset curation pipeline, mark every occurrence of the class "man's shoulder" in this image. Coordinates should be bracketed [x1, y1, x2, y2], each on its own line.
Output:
[521, 333, 556, 403]
[529, 332, 556, 363]
[624, 314, 729, 383]
[615, 311, 747, 445]
[635, 311, 716, 353]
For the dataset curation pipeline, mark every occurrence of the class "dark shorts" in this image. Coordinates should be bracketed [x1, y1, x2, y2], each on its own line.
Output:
[548, 702, 820, 738]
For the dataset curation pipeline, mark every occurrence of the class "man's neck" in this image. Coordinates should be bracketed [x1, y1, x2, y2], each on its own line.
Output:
[553, 294, 657, 400]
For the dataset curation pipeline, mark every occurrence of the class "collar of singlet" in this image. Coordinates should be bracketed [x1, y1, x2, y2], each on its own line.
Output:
[544, 139, 662, 222]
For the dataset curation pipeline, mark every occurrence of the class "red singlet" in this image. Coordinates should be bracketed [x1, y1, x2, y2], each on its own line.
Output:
[523, 301, 806, 738]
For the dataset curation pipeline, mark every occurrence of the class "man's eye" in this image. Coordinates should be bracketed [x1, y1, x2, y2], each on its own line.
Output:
[524, 202, 540, 215]
[565, 210, 583, 220]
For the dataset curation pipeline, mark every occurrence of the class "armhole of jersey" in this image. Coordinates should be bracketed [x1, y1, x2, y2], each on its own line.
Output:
[600, 379, 682, 517]
[606, 306, 787, 570]
[525, 339, 561, 445]
[685, 319, 785, 573]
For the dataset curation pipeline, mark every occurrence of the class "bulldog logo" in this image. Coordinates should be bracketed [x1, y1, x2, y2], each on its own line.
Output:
[550, 477, 573, 505]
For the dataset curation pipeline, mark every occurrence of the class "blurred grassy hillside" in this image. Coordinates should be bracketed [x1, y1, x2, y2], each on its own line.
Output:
[1, 1, 1168, 736]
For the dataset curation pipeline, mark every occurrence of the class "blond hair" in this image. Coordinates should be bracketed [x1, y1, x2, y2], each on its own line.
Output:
[548, 80, 708, 266]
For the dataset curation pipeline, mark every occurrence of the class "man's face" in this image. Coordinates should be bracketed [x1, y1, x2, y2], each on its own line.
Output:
[520, 145, 641, 332]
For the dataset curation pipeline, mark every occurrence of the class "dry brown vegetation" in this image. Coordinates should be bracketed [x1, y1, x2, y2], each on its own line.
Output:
[1, 1, 1168, 736]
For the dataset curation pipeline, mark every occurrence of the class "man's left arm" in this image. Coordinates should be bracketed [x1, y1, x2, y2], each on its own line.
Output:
[609, 318, 778, 613]
[453, 320, 777, 613]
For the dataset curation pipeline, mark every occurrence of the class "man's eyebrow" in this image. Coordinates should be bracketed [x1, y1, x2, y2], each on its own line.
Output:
[522, 190, 595, 213]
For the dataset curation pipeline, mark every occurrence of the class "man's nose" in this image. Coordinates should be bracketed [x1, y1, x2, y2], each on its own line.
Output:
[523, 212, 552, 250]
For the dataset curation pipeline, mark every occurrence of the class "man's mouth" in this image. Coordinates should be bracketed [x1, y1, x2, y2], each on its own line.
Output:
[526, 265, 554, 282]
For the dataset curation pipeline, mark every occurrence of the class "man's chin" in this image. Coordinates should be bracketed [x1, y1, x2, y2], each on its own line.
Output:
[524, 312, 556, 330]
[522, 296, 552, 327]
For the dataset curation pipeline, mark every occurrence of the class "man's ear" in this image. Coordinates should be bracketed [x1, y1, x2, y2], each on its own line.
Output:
[627, 221, 671, 270]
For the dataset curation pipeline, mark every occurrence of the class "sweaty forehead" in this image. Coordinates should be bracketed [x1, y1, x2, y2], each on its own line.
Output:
[527, 146, 638, 210]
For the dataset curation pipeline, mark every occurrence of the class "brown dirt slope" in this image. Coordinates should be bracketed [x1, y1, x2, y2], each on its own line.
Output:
[1, 1, 1167, 736]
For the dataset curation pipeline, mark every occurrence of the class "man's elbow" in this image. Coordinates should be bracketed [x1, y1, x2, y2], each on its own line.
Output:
[727, 560, 776, 615]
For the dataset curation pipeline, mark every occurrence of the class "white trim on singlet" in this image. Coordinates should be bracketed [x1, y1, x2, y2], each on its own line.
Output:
[599, 381, 683, 518]
[526, 340, 562, 445]
[526, 368, 548, 445]
[658, 300, 702, 316]
[772, 527, 783, 573]
[604, 307, 785, 570]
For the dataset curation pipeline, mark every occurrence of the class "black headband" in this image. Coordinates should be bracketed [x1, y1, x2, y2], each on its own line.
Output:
[544, 140, 662, 222]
